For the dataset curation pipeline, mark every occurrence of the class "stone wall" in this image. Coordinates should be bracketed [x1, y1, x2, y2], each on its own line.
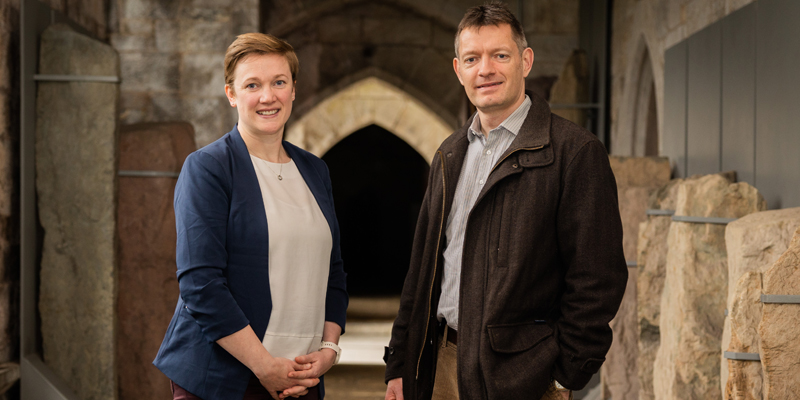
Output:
[109, 0, 257, 147]
[35, 24, 119, 400]
[43, 0, 108, 40]
[602, 157, 670, 400]
[653, 174, 765, 400]
[609, 0, 756, 156]
[117, 122, 194, 400]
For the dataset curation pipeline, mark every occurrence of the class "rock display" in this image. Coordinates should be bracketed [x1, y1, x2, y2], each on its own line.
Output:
[725, 271, 763, 400]
[636, 178, 682, 400]
[35, 24, 119, 400]
[759, 226, 800, 399]
[653, 173, 765, 400]
[603, 157, 670, 400]
[117, 122, 195, 400]
[721, 208, 800, 393]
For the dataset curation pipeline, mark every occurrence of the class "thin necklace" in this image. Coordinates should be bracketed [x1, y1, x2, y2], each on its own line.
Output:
[265, 146, 284, 181]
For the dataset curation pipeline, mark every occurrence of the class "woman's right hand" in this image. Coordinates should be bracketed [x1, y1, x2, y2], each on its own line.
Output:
[256, 357, 318, 400]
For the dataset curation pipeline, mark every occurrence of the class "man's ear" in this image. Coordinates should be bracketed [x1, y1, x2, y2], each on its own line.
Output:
[453, 58, 464, 86]
[522, 47, 534, 78]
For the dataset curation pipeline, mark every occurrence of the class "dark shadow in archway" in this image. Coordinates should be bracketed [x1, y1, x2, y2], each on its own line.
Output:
[322, 124, 429, 296]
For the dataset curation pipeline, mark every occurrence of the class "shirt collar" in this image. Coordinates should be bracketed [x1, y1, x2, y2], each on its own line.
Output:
[468, 95, 532, 143]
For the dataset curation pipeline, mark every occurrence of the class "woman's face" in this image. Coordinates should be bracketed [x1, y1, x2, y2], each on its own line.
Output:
[225, 53, 295, 140]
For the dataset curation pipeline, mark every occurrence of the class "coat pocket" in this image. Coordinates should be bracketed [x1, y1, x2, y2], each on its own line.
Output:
[487, 321, 553, 354]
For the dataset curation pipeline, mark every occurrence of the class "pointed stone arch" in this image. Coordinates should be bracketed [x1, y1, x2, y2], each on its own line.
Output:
[613, 36, 660, 156]
[285, 77, 454, 163]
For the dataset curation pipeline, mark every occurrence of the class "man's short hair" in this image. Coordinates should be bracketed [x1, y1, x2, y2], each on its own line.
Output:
[454, 1, 528, 57]
[224, 33, 299, 89]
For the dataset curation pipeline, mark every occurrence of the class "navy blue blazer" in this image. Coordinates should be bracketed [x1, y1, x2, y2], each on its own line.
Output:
[153, 126, 348, 399]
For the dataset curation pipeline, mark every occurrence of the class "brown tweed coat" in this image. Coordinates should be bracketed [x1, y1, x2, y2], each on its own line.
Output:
[384, 92, 628, 400]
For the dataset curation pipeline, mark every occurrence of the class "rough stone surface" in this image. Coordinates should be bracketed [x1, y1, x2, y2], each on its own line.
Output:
[636, 178, 682, 400]
[653, 173, 766, 400]
[35, 24, 119, 400]
[602, 156, 670, 400]
[721, 208, 800, 392]
[725, 271, 763, 400]
[550, 49, 589, 127]
[117, 122, 195, 400]
[759, 226, 800, 399]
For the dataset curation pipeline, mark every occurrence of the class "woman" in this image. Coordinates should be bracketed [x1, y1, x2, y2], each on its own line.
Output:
[154, 33, 348, 400]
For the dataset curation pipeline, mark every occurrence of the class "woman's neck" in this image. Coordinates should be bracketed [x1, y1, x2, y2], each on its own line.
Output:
[239, 126, 290, 162]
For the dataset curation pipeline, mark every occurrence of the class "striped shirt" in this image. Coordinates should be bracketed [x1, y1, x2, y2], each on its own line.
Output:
[436, 95, 532, 330]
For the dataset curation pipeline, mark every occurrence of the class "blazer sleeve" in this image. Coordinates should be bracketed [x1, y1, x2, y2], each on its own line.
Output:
[552, 140, 628, 389]
[174, 151, 250, 343]
[321, 161, 349, 334]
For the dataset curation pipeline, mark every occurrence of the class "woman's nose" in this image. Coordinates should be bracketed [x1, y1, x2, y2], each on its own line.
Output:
[259, 87, 276, 103]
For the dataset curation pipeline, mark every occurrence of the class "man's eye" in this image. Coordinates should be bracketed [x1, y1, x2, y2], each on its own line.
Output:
[465, 57, 476, 63]
[497, 54, 508, 59]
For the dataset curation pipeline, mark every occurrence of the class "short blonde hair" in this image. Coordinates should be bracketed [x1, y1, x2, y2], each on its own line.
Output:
[224, 33, 299, 87]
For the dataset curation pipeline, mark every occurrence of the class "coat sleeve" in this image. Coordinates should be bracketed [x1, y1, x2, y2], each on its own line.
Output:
[321, 160, 349, 334]
[384, 152, 439, 383]
[174, 151, 250, 343]
[552, 140, 628, 390]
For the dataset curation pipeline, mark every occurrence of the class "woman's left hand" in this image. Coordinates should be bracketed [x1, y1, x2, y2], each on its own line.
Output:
[289, 349, 337, 380]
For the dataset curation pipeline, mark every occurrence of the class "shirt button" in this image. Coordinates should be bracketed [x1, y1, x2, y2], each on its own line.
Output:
[486, 149, 492, 155]
[479, 179, 485, 185]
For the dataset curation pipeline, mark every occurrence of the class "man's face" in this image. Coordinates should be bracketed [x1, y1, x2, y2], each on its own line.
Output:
[454, 24, 533, 115]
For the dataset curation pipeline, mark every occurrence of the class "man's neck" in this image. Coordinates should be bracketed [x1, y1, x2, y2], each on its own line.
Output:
[476, 92, 526, 137]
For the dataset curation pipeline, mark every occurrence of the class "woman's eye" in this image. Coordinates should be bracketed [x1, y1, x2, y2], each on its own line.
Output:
[275, 80, 286, 87]
[245, 83, 257, 89]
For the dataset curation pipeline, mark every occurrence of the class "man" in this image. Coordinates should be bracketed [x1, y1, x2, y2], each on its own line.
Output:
[383, 2, 627, 400]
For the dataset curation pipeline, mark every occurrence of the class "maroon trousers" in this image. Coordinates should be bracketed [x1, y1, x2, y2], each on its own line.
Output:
[171, 377, 320, 400]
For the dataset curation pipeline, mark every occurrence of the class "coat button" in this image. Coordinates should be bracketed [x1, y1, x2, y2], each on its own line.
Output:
[447, 153, 453, 158]
[512, 163, 519, 168]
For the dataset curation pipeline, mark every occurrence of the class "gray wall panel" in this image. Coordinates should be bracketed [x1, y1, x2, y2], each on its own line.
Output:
[721, 3, 756, 186]
[663, 42, 687, 178]
[757, 0, 800, 209]
[687, 22, 722, 176]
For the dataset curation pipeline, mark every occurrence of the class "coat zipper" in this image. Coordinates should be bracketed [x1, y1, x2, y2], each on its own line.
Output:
[416, 150, 447, 380]
[490, 145, 545, 174]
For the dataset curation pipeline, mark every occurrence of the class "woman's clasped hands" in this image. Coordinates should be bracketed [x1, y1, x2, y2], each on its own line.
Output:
[259, 348, 337, 399]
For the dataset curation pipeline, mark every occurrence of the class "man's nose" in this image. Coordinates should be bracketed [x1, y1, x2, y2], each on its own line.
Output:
[478, 57, 496, 76]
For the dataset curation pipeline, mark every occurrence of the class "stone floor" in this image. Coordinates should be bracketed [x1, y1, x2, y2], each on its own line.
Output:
[325, 365, 387, 400]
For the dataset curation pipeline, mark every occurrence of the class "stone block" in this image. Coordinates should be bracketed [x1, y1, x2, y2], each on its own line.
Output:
[35, 24, 119, 400]
[636, 178, 682, 400]
[120, 17, 154, 36]
[120, 52, 180, 93]
[150, 93, 182, 121]
[759, 226, 800, 399]
[721, 208, 800, 393]
[119, 0, 154, 19]
[110, 33, 155, 52]
[653, 174, 766, 400]
[154, 19, 179, 52]
[182, 96, 230, 147]
[530, 0, 580, 34]
[363, 17, 431, 46]
[117, 122, 195, 400]
[603, 157, 670, 400]
[178, 18, 234, 53]
[432, 24, 456, 53]
[725, 271, 763, 400]
[180, 53, 224, 97]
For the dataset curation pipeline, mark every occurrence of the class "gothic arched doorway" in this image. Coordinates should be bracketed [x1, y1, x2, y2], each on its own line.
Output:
[322, 124, 429, 296]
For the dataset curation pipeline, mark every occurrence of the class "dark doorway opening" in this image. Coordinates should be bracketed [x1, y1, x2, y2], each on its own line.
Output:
[322, 125, 429, 296]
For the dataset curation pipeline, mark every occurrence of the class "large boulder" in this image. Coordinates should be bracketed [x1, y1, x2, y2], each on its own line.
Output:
[724, 271, 764, 400]
[603, 156, 670, 400]
[117, 122, 195, 400]
[636, 178, 682, 400]
[721, 208, 800, 393]
[759, 226, 800, 399]
[653, 174, 765, 400]
[35, 24, 119, 400]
